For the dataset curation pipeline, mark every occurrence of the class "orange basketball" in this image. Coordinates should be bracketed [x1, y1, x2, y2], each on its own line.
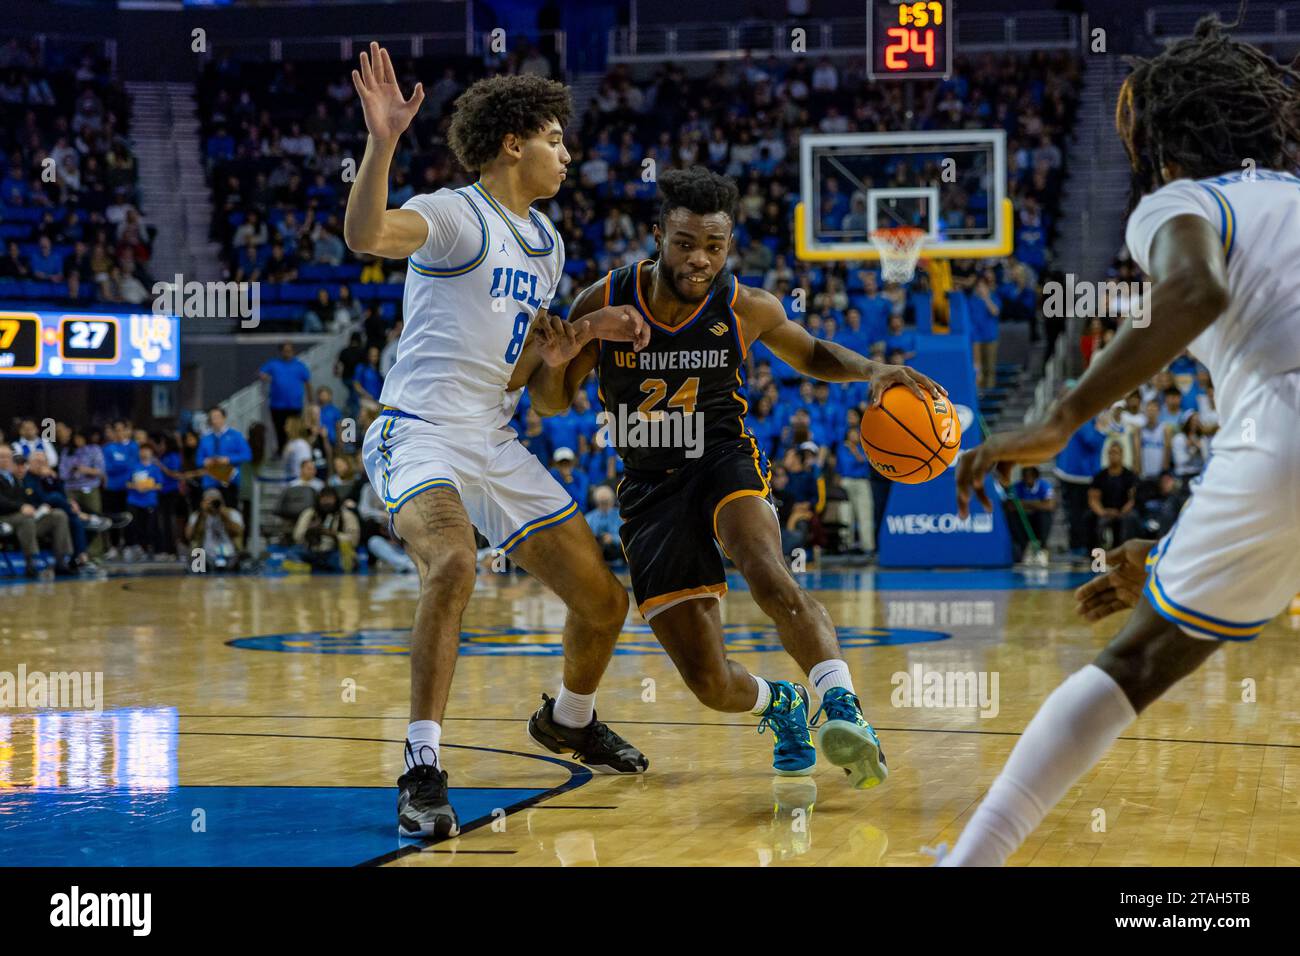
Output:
[859, 385, 961, 484]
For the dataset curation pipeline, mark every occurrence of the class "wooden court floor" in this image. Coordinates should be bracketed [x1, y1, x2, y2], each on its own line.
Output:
[2, 568, 1298, 866]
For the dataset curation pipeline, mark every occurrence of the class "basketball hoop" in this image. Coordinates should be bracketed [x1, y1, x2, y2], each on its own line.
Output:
[870, 226, 927, 284]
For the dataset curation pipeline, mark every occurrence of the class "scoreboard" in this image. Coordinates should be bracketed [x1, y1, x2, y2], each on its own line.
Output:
[869, 1, 954, 80]
[0, 310, 180, 381]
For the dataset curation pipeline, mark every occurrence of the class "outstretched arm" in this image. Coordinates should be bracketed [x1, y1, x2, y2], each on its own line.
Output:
[955, 214, 1229, 517]
[342, 42, 429, 259]
[738, 285, 945, 406]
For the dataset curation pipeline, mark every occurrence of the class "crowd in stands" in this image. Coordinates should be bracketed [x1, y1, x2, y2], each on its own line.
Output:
[0, 38, 154, 309]
[2, 37, 1106, 570]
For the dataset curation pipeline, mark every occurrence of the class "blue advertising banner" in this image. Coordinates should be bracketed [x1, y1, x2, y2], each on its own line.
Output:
[876, 329, 1014, 567]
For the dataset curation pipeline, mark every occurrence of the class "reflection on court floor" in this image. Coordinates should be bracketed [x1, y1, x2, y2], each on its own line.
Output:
[2, 568, 1297, 866]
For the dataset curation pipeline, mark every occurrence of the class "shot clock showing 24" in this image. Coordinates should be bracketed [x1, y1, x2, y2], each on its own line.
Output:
[869, 1, 954, 80]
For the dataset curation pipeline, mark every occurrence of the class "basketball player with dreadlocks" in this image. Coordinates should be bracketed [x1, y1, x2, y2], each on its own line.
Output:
[531, 166, 945, 786]
[942, 10, 1300, 865]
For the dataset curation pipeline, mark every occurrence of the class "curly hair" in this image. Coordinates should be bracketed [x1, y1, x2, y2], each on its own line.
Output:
[656, 166, 740, 230]
[1116, 1, 1300, 211]
[447, 74, 572, 172]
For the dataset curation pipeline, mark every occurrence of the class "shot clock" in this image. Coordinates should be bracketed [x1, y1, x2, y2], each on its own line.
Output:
[869, 1, 954, 80]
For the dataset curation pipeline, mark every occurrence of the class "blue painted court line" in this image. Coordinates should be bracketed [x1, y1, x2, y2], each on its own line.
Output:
[0, 785, 545, 866]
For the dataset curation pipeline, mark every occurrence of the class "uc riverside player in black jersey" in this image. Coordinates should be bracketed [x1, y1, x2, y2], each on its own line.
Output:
[529, 167, 945, 785]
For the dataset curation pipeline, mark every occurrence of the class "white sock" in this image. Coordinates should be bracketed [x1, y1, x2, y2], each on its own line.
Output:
[940, 664, 1137, 866]
[553, 684, 596, 729]
[808, 659, 855, 698]
[405, 719, 442, 769]
[750, 675, 772, 715]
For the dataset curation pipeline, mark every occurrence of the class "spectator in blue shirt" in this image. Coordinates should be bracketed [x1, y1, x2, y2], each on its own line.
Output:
[836, 307, 869, 355]
[549, 447, 589, 510]
[883, 313, 917, 362]
[158, 433, 186, 557]
[808, 381, 842, 444]
[996, 261, 1038, 341]
[317, 386, 343, 445]
[1053, 412, 1107, 558]
[782, 444, 820, 507]
[125, 444, 166, 559]
[570, 391, 598, 453]
[1158, 387, 1184, 428]
[101, 419, 139, 555]
[837, 423, 877, 552]
[855, 272, 892, 343]
[969, 270, 1003, 389]
[585, 484, 623, 564]
[747, 395, 780, 459]
[0, 165, 31, 206]
[352, 346, 384, 409]
[543, 405, 584, 460]
[205, 126, 236, 164]
[518, 408, 553, 466]
[198, 406, 253, 508]
[29, 236, 64, 281]
[1006, 465, 1055, 562]
[260, 342, 312, 452]
[1014, 201, 1048, 272]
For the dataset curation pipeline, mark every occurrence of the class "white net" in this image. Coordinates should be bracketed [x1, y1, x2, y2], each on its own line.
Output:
[870, 227, 927, 283]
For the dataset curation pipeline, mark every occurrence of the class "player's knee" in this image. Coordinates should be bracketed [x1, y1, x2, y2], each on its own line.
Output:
[746, 563, 804, 616]
[1094, 625, 1216, 712]
[577, 574, 629, 632]
[681, 664, 732, 711]
[417, 548, 477, 602]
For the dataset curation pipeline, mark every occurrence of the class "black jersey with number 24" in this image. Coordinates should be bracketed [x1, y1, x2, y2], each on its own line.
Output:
[595, 259, 750, 473]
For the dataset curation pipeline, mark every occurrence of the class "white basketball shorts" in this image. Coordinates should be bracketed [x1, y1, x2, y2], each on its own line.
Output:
[362, 409, 578, 552]
[1143, 369, 1300, 640]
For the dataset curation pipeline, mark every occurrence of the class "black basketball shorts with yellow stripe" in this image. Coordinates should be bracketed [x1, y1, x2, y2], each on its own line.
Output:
[616, 434, 773, 622]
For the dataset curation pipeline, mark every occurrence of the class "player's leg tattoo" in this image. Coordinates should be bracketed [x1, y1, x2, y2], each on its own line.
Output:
[393, 486, 477, 723]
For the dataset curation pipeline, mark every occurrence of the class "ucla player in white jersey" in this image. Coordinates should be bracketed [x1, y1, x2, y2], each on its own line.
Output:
[942, 15, 1300, 865]
[344, 43, 651, 839]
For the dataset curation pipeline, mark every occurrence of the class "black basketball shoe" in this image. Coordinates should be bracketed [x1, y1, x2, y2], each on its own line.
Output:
[527, 694, 649, 774]
[396, 742, 460, 839]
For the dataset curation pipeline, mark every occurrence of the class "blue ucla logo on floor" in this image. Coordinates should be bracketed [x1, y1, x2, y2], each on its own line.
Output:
[227, 624, 950, 656]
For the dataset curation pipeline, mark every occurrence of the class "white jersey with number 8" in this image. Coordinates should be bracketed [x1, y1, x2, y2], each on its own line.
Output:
[379, 183, 565, 428]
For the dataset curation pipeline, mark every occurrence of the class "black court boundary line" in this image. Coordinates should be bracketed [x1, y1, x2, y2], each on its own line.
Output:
[12, 727, 592, 867]
[172, 714, 1300, 751]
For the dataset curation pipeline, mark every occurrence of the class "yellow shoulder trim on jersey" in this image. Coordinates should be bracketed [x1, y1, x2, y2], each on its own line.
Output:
[1197, 183, 1236, 260]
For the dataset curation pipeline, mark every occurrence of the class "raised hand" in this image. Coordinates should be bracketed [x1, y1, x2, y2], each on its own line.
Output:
[351, 42, 424, 145]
